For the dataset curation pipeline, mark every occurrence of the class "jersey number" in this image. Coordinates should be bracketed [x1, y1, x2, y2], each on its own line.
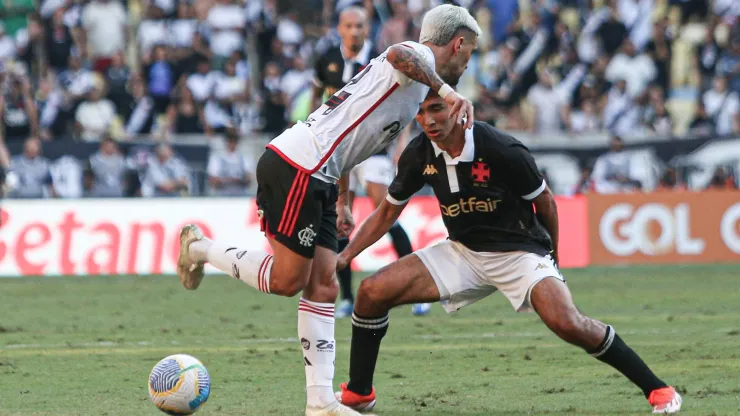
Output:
[383, 121, 401, 141]
[321, 65, 373, 116]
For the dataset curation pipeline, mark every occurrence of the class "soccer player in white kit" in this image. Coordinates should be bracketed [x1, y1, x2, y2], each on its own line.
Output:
[175, 5, 481, 415]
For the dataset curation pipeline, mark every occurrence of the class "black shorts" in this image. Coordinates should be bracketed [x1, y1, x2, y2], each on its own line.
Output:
[256, 148, 338, 258]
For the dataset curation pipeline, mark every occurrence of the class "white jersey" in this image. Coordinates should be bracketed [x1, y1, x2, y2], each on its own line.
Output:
[267, 41, 433, 183]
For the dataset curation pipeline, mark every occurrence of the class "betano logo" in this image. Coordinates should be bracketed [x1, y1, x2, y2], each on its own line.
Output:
[423, 165, 438, 175]
[440, 197, 502, 217]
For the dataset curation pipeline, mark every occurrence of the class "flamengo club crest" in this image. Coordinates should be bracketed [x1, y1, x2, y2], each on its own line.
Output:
[471, 159, 490, 186]
[298, 226, 317, 247]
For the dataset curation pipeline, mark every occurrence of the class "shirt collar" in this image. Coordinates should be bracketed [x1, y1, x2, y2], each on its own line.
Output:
[431, 126, 475, 165]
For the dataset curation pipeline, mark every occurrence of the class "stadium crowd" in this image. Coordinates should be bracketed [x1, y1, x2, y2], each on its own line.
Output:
[0, 0, 738, 199]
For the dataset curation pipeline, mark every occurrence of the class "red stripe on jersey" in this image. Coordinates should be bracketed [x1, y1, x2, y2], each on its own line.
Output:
[308, 83, 400, 174]
[285, 173, 310, 236]
[278, 173, 304, 233]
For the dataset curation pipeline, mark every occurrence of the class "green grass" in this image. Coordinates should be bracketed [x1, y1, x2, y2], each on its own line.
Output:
[1, 265, 740, 415]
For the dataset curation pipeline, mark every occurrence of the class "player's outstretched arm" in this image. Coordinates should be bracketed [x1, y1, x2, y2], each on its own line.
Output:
[532, 186, 559, 264]
[337, 198, 405, 270]
[386, 44, 474, 128]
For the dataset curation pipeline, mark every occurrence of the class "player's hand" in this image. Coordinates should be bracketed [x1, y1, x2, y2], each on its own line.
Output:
[336, 252, 350, 271]
[444, 90, 474, 129]
[337, 205, 355, 238]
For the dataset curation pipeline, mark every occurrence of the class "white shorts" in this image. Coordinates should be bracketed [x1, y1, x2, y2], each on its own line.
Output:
[349, 155, 395, 194]
[415, 240, 564, 313]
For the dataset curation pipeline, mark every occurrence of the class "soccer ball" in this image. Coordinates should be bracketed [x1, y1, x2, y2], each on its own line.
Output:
[148, 354, 211, 415]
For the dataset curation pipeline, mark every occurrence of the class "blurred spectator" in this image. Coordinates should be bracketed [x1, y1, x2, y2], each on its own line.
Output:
[605, 40, 657, 98]
[591, 136, 642, 193]
[695, 25, 721, 90]
[82, 0, 128, 72]
[37, 73, 66, 140]
[687, 100, 714, 137]
[105, 52, 132, 114]
[205, 58, 247, 133]
[596, 3, 628, 58]
[644, 86, 674, 136]
[7, 137, 54, 198]
[16, 13, 44, 75]
[46, 8, 77, 73]
[142, 143, 190, 197]
[138, 4, 169, 60]
[207, 131, 253, 196]
[702, 75, 740, 135]
[716, 33, 740, 93]
[123, 78, 156, 138]
[376, 0, 414, 52]
[167, 84, 205, 134]
[1, 71, 38, 141]
[527, 68, 568, 133]
[656, 167, 684, 191]
[51, 155, 84, 198]
[644, 20, 673, 94]
[573, 164, 595, 195]
[87, 137, 126, 197]
[59, 53, 95, 116]
[604, 79, 642, 137]
[143, 45, 176, 114]
[75, 80, 116, 141]
[187, 56, 218, 104]
[705, 166, 736, 189]
[206, 0, 246, 59]
[259, 61, 287, 134]
[170, 2, 198, 51]
[0, 23, 17, 62]
[568, 99, 601, 134]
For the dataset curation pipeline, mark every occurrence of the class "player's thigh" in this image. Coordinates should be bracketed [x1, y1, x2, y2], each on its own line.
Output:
[529, 276, 578, 322]
[303, 180, 341, 302]
[256, 149, 322, 284]
[410, 240, 495, 312]
[357, 254, 441, 309]
[477, 251, 564, 312]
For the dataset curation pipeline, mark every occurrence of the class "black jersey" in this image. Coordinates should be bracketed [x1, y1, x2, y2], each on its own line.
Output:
[313, 39, 376, 98]
[388, 121, 552, 255]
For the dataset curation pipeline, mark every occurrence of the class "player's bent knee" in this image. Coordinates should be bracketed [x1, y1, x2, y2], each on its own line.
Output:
[547, 310, 587, 341]
[269, 269, 309, 297]
[356, 277, 389, 309]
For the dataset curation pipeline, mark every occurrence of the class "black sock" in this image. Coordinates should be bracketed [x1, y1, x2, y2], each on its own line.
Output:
[590, 326, 667, 397]
[337, 238, 354, 302]
[347, 313, 389, 396]
[388, 223, 413, 257]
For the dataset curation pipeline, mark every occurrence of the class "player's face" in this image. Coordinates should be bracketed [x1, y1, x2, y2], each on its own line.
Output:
[337, 11, 368, 53]
[415, 97, 457, 143]
[440, 36, 477, 85]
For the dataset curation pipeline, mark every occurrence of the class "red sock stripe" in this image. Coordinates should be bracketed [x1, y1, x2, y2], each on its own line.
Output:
[299, 300, 334, 312]
[257, 255, 272, 293]
[285, 173, 310, 236]
[278, 173, 303, 234]
[298, 305, 335, 318]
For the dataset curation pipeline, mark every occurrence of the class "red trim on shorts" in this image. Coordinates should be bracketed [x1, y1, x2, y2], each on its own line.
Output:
[278, 172, 305, 234]
[266, 144, 309, 173]
[265, 84, 401, 175]
[285, 173, 310, 236]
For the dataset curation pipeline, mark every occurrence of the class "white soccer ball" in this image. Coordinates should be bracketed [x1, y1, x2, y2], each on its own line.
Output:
[148, 354, 211, 415]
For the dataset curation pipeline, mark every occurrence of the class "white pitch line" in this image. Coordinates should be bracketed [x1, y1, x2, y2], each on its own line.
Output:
[1, 327, 730, 351]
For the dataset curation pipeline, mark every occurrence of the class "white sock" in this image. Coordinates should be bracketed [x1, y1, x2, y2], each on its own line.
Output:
[189, 239, 272, 293]
[298, 298, 337, 408]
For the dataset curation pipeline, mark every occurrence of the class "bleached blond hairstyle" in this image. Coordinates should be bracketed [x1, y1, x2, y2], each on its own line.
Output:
[419, 4, 482, 46]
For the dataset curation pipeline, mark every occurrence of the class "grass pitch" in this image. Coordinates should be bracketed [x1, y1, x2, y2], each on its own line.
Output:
[1, 265, 739, 416]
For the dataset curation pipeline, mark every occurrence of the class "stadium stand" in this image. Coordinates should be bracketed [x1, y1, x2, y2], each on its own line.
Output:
[0, 0, 738, 199]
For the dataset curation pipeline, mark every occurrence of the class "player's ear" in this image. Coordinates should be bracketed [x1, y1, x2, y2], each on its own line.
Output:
[453, 36, 464, 54]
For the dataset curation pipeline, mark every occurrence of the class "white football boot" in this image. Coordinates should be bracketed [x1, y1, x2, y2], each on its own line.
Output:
[177, 224, 205, 290]
[648, 386, 682, 414]
[305, 401, 375, 416]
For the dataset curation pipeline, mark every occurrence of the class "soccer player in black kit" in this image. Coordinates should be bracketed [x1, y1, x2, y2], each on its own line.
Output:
[333, 91, 683, 414]
[311, 5, 420, 318]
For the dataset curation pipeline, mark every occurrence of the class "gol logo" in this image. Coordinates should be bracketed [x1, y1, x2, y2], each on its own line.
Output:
[599, 203, 705, 256]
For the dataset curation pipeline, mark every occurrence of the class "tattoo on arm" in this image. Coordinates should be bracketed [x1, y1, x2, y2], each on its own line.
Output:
[387, 45, 444, 92]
